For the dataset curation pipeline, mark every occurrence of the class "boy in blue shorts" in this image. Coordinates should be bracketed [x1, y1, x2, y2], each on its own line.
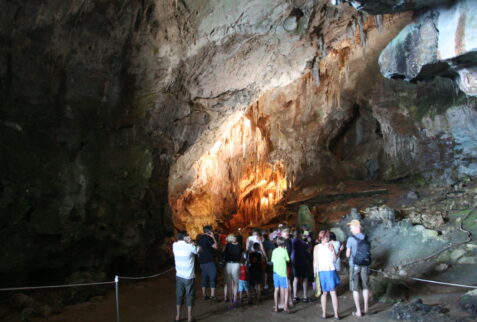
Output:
[238, 254, 251, 306]
[271, 237, 290, 313]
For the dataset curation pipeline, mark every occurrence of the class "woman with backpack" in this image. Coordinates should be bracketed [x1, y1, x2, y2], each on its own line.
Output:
[313, 230, 341, 320]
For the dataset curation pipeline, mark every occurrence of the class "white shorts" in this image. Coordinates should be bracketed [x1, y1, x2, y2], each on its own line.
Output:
[225, 262, 240, 283]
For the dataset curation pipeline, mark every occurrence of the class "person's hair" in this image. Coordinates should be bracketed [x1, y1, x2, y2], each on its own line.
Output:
[253, 242, 260, 251]
[203, 225, 213, 233]
[318, 230, 330, 242]
[276, 237, 285, 247]
[177, 231, 187, 241]
[263, 233, 270, 240]
[329, 232, 337, 241]
[226, 234, 237, 243]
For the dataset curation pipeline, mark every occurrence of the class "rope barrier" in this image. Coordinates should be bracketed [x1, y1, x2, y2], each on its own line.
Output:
[0, 267, 174, 322]
[0, 281, 115, 292]
[369, 268, 477, 289]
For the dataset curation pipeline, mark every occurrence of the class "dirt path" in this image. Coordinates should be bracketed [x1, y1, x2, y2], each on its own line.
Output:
[28, 270, 470, 322]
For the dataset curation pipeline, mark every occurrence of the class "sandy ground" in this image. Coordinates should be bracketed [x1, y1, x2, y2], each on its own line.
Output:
[28, 269, 472, 322]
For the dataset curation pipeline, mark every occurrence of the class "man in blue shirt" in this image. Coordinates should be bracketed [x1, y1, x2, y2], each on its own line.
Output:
[346, 219, 369, 317]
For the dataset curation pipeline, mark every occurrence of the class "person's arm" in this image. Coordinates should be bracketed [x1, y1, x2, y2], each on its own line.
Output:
[329, 244, 337, 261]
[259, 240, 268, 262]
[346, 238, 351, 258]
[313, 245, 319, 276]
[208, 232, 218, 249]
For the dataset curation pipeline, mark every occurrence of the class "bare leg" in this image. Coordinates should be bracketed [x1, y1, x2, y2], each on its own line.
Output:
[201, 287, 206, 298]
[283, 287, 289, 312]
[353, 290, 362, 316]
[293, 277, 299, 298]
[303, 278, 308, 299]
[321, 292, 328, 318]
[274, 287, 279, 311]
[224, 282, 228, 301]
[187, 306, 193, 322]
[288, 279, 293, 307]
[211, 287, 216, 297]
[257, 284, 262, 302]
[233, 281, 238, 303]
[175, 305, 181, 321]
[363, 289, 369, 314]
[331, 290, 339, 318]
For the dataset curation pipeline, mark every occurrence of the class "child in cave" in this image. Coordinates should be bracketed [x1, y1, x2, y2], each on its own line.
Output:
[238, 253, 251, 306]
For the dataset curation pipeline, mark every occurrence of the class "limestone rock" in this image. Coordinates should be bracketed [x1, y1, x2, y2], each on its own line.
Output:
[392, 298, 450, 321]
[434, 262, 449, 272]
[364, 205, 395, 224]
[459, 289, 477, 315]
[379, 0, 477, 96]
[340, 0, 452, 14]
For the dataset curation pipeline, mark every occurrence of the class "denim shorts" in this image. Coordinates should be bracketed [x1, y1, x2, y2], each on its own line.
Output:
[238, 280, 249, 292]
[273, 273, 288, 289]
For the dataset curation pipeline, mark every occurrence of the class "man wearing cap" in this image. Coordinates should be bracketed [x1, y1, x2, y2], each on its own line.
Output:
[346, 219, 369, 317]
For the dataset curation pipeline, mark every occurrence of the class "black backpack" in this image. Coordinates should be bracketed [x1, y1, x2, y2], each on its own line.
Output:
[352, 235, 371, 266]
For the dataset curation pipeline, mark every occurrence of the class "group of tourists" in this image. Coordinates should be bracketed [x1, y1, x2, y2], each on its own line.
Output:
[172, 217, 371, 322]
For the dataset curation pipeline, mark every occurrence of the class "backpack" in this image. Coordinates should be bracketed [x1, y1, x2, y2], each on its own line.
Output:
[352, 235, 371, 266]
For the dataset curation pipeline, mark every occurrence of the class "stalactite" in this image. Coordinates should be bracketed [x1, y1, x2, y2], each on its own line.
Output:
[375, 14, 383, 32]
[358, 14, 366, 48]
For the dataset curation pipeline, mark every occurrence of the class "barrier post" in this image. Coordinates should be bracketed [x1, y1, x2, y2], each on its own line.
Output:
[115, 275, 120, 322]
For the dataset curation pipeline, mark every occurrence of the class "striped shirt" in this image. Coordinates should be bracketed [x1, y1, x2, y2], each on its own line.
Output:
[173, 240, 198, 279]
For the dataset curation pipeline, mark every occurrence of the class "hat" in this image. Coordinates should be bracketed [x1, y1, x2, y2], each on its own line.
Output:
[347, 219, 362, 227]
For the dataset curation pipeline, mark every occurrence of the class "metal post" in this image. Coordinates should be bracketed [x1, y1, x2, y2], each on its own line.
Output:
[115, 275, 120, 322]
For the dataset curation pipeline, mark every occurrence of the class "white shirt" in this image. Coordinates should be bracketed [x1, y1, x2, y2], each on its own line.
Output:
[314, 243, 336, 272]
[173, 240, 198, 279]
[331, 240, 341, 271]
[246, 235, 260, 252]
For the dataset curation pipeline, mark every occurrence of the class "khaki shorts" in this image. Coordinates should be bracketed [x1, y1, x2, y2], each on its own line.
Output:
[349, 265, 369, 291]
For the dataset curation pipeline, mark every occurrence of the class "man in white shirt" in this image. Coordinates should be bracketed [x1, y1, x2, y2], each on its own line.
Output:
[173, 231, 199, 322]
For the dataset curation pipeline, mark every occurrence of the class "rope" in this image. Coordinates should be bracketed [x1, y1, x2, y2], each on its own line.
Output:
[369, 268, 477, 289]
[0, 267, 174, 292]
[118, 267, 174, 280]
[0, 281, 115, 292]
[410, 277, 477, 289]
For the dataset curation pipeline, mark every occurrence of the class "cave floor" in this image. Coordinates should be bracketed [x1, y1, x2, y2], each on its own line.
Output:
[30, 270, 471, 322]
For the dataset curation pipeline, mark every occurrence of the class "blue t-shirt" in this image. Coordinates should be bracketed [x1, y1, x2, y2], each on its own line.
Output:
[346, 233, 365, 266]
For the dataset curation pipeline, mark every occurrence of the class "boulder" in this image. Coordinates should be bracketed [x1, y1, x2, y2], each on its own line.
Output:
[369, 275, 409, 303]
[392, 298, 450, 321]
[459, 289, 477, 315]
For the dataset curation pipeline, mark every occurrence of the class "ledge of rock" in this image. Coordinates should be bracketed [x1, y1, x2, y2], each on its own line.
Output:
[378, 0, 477, 96]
